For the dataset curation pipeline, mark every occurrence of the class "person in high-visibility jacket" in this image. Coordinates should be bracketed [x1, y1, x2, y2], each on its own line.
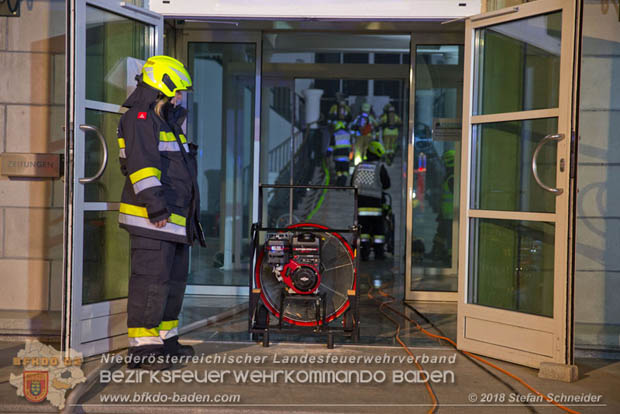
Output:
[117, 55, 205, 370]
[349, 102, 378, 166]
[379, 103, 402, 165]
[431, 149, 455, 264]
[351, 141, 391, 260]
[327, 100, 353, 186]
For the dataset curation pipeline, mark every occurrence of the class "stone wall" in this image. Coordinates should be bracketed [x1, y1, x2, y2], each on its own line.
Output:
[0, 0, 65, 316]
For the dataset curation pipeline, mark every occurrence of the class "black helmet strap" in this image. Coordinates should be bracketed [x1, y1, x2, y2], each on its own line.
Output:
[162, 73, 177, 94]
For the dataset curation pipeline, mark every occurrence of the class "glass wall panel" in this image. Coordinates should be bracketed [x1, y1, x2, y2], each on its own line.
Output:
[261, 32, 410, 265]
[186, 42, 256, 286]
[468, 218, 554, 317]
[574, 0, 620, 352]
[411, 45, 463, 292]
[84, 110, 123, 202]
[85, 6, 152, 104]
[83, 211, 130, 304]
[471, 118, 558, 213]
[474, 12, 561, 115]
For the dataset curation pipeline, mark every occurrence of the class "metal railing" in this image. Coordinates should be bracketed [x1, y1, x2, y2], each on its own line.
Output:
[264, 90, 334, 224]
[267, 90, 308, 174]
[268, 130, 303, 173]
[266, 125, 331, 225]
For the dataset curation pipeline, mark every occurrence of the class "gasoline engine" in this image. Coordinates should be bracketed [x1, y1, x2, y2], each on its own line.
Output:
[266, 232, 322, 295]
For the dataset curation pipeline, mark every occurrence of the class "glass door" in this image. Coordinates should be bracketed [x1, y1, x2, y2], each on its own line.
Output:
[177, 31, 260, 296]
[67, 0, 163, 356]
[457, 0, 575, 367]
[405, 35, 465, 301]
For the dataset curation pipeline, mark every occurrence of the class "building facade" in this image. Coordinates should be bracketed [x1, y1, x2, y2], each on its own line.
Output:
[0, 0, 618, 369]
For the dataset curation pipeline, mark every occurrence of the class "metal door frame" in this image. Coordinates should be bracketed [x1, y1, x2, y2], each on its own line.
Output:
[177, 30, 262, 296]
[405, 32, 464, 302]
[66, 0, 163, 356]
[178, 28, 468, 300]
[456, 0, 576, 368]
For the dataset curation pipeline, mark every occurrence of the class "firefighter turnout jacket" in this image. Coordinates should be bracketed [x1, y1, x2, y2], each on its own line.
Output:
[117, 84, 204, 246]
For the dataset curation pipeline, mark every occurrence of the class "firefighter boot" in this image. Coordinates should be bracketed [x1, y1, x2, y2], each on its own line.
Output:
[127, 345, 172, 371]
[374, 242, 385, 260]
[360, 233, 371, 261]
[360, 242, 371, 261]
[164, 336, 195, 357]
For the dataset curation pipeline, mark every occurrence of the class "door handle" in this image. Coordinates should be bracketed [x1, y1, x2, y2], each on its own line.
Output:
[79, 124, 108, 184]
[531, 133, 564, 195]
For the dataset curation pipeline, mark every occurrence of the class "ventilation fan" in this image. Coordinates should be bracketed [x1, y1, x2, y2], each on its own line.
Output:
[255, 223, 356, 326]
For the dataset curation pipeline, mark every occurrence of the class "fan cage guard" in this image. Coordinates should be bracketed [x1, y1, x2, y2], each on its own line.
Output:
[255, 223, 357, 327]
[249, 183, 360, 346]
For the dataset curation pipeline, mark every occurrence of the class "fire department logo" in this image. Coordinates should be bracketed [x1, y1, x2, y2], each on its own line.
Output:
[9, 341, 86, 410]
[23, 371, 48, 403]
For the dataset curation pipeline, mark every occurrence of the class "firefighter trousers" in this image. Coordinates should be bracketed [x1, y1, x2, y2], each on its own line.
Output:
[354, 134, 371, 165]
[127, 235, 189, 347]
[359, 213, 385, 258]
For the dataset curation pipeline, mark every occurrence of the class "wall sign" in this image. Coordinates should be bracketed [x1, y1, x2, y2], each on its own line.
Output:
[432, 118, 462, 141]
[0, 153, 61, 178]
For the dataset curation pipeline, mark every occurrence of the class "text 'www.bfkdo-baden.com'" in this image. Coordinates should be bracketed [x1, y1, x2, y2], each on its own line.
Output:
[99, 391, 241, 404]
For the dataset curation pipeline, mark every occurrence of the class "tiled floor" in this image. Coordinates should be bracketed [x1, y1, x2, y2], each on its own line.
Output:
[179, 295, 248, 327]
[181, 258, 456, 348]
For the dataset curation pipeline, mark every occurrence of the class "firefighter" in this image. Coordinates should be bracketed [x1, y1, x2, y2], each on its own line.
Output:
[351, 141, 391, 260]
[117, 55, 205, 370]
[349, 102, 378, 166]
[431, 149, 455, 264]
[327, 99, 353, 186]
[379, 103, 402, 165]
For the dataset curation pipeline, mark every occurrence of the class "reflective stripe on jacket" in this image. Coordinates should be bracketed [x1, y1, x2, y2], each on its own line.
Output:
[441, 173, 454, 219]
